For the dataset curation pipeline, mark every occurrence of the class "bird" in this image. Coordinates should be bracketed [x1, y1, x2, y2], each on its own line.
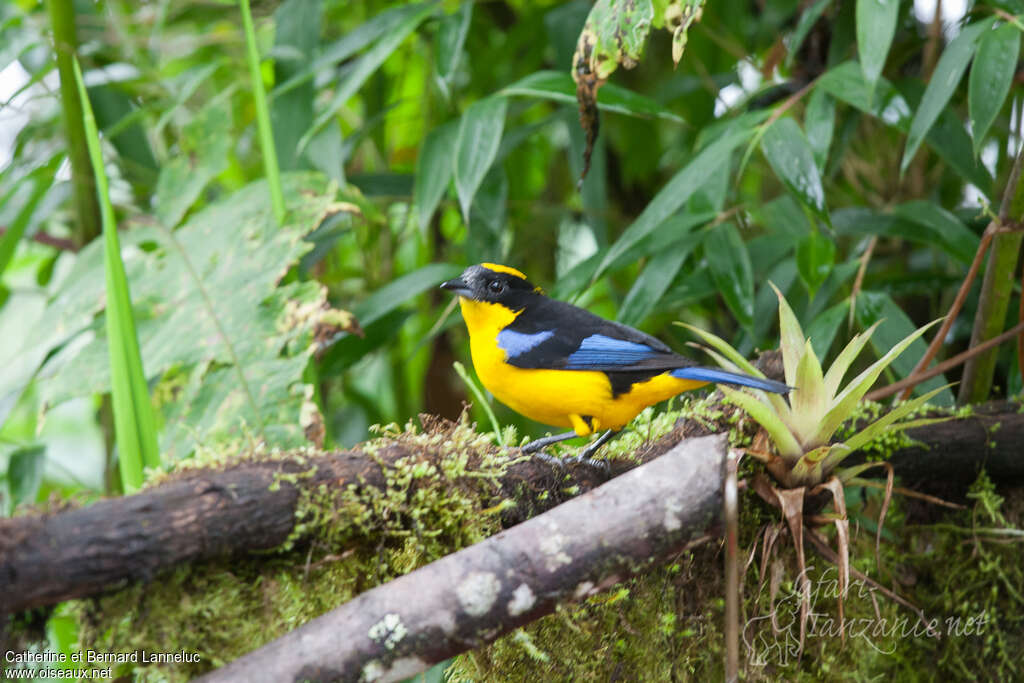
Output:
[440, 263, 790, 461]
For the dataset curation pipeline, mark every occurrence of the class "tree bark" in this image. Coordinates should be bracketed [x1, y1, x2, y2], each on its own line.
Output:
[194, 435, 727, 683]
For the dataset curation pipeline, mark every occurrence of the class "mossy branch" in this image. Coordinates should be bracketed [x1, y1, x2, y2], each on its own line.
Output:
[195, 435, 727, 683]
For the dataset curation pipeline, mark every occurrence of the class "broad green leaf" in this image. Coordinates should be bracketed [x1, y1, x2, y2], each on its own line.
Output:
[832, 205, 979, 264]
[597, 125, 752, 279]
[891, 201, 979, 264]
[413, 122, 458, 232]
[618, 231, 702, 327]
[467, 166, 509, 262]
[969, 22, 1020, 156]
[301, 3, 437, 151]
[804, 86, 836, 170]
[787, 0, 832, 68]
[435, 1, 472, 94]
[7, 444, 44, 508]
[761, 117, 828, 224]
[805, 300, 849, 361]
[856, 0, 899, 92]
[33, 174, 344, 461]
[454, 97, 507, 223]
[499, 71, 685, 122]
[901, 18, 996, 174]
[795, 229, 835, 297]
[74, 57, 159, 492]
[720, 386, 803, 458]
[154, 104, 230, 228]
[704, 223, 754, 330]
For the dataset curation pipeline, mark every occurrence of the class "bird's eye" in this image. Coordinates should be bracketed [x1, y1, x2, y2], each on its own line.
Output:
[488, 280, 505, 294]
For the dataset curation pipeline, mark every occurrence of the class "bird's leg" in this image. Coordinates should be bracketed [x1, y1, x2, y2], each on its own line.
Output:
[522, 431, 579, 453]
[521, 429, 616, 473]
[569, 429, 619, 468]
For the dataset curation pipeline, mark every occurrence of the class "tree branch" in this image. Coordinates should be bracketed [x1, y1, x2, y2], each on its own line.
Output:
[194, 435, 727, 683]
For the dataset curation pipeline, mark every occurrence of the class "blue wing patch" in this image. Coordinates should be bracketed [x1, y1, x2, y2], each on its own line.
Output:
[672, 367, 790, 393]
[497, 329, 555, 358]
[566, 334, 657, 368]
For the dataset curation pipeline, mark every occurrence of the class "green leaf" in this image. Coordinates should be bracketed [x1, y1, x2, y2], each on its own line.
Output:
[806, 300, 849, 361]
[154, 104, 230, 228]
[720, 386, 803, 458]
[356, 263, 465, 329]
[33, 174, 342, 461]
[804, 86, 836, 170]
[413, 122, 458, 232]
[704, 223, 754, 330]
[597, 125, 753, 279]
[855, 292, 953, 403]
[856, 0, 899, 92]
[815, 316, 941, 445]
[901, 17, 996, 174]
[890, 201, 979, 264]
[73, 57, 159, 492]
[969, 22, 1020, 156]
[454, 97, 508, 224]
[617, 231, 702, 327]
[822, 320, 879, 399]
[301, 3, 437, 151]
[500, 71, 685, 123]
[761, 117, 828, 224]
[795, 229, 835, 297]
[274, 4, 430, 98]
[271, 0, 321, 171]
[770, 281, 806, 388]
[435, 1, 472, 95]
[576, 0, 654, 81]
[819, 61, 993, 195]
[8, 444, 44, 507]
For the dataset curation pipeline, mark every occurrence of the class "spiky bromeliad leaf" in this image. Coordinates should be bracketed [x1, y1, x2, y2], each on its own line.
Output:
[812, 319, 939, 446]
[720, 386, 803, 459]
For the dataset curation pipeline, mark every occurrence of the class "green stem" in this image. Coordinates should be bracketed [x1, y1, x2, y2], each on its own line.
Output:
[46, 0, 101, 247]
[958, 149, 1024, 405]
[239, 0, 286, 225]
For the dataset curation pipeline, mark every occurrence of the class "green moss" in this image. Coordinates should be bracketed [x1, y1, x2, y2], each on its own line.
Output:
[71, 413, 517, 681]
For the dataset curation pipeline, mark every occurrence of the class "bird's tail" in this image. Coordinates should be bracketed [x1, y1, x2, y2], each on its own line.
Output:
[671, 366, 790, 394]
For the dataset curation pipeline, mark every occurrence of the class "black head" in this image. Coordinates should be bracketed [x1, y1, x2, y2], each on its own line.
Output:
[440, 263, 544, 307]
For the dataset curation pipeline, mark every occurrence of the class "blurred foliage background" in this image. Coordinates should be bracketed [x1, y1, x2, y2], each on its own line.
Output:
[1, 0, 1022, 515]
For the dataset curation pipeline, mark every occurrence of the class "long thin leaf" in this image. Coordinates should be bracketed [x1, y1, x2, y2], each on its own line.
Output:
[901, 18, 995, 174]
[595, 125, 753, 280]
[414, 122, 459, 232]
[761, 117, 828, 224]
[454, 97, 507, 224]
[73, 57, 159, 492]
[968, 22, 1020, 156]
[856, 0, 899, 94]
[720, 386, 803, 458]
